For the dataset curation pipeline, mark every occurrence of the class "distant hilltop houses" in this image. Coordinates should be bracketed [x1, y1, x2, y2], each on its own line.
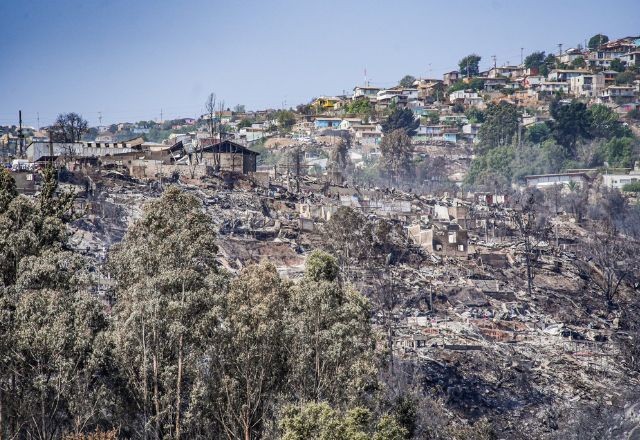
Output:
[1, 33, 640, 192]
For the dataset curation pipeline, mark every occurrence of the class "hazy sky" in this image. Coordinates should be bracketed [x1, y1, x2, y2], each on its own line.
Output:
[1, 0, 639, 126]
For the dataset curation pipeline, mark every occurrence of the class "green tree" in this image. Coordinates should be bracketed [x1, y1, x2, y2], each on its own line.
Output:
[570, 56, 587, 69]
[588, 33, 609, 50]
[237, 118, 253, 129]
[288, 251, 375, 404]
[465, 107, 485, 123]
[0, 169, 111, 439]
[379, 129, 415, 183]
[600, 137, 636, 167]
[108, 186, 220, 439]
[609, 58, 625, 72]
[548, 99, 592, 158]
[279, 403, 407, 440]
[615, 71, 636, 85]
[477, 102, 519, 152]
[209, 263, 290, 440]
[524, 51, 546, 70]
[588, 104, 630, 139]
[458, 54, 481, 77]
[398, 75, 416, 88]
[346, 98, 373, 118]
[0, 168, 17, 212]
[277, 110, 296, 130]
[381, 108, 419, 136]
[524, 123, 551, 144]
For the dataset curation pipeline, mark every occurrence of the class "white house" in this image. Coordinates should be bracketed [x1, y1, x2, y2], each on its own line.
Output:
[539, 82, 569, 94]
[569, 73, 605, 98]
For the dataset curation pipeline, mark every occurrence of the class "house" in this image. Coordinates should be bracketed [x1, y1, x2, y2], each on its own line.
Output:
[414, 78, 444, 99]
[601, 167, 640, 190]
[351, 124, 382, 145]
[620, 50, 640, 67]
[488, 65, 523, 79]
[484, 77, 508, 92]
[547, 69, 590, 82]
[313, 96, 342, 110]
[524, 172, 590, 188]
[569, 73, 605, 98]
[588, 37, 639, 68]
[352, 86, 381, 100]
[408, 222, 469, 258]
[602, 70, 619, 86]
[523, 75, 545, 88]
[599, 86, 636, 104]
[443, 71, 460, 86]
[314, 117, 342, 129]
[25, 138, 145, 162]
[449, 90, 481, 104]
[198, 140, 259, 173]
[339, 118, 364, 130]
[538, 81, 569, 94]
[559, 48, 586, 64]
[462, 123, 481, 143]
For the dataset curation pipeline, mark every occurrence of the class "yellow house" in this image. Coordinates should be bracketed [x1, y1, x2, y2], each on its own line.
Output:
[313, 96, 341, 110]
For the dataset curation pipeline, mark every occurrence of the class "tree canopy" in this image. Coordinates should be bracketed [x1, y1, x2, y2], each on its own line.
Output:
[458, 54, 481, 77]
[50, 112, 88, 142]
[588, 33, 609, 50]
[524, 51, 546, 70]
[381, 108, 419, 136]
[477, 102, 520, 152]
[398, 75, 416, 88]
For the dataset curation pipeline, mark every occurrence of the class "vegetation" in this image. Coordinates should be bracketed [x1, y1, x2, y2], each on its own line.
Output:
[346, 97, 373, 118]
[381, 108, 419, 136]
[524, 51, 546, 70]
[398, 75, 416, 88]
[277, 110, 296, 131]
[458, 54, 481, 77]
[588, 33, 609, 50]
[622, 181, 640, 193]
[379, 129, 415, 183]
[477, 102, 519, 152]
[51, 112, 88, 142]
[467, 99, 639, 186]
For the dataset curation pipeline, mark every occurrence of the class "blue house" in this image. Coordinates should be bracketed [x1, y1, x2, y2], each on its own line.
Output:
[314, 117, 342, 129]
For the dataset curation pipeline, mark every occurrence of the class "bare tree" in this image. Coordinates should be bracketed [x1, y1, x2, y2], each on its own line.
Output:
[205, 93, 219, 169]
[51, 113, 88, 143]
[511, 193, 550, 296]
[575, 222, 635, 310]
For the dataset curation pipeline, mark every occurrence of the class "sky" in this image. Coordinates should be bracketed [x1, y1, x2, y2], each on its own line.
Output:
[1, 0, 639, 127]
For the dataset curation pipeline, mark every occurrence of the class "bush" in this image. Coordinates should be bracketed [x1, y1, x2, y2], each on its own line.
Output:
[623, 181, 640, 193]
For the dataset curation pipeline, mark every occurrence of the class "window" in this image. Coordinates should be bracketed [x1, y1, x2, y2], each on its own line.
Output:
[458, 244, 465, 252]
[448, 232, 457, 244]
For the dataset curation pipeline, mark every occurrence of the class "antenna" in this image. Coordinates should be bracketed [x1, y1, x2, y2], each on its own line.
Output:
[364, 67, 368, 86]
[98, 111, 103, 125]
[520, 47, 524, 65]
[492, 55, 497, 70]
[160, 108, 163, 123]
[37, 112, 40, 131]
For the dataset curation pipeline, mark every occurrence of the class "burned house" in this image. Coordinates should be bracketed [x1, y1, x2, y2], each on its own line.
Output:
[199, 140, 259, 174]
[408, 221, 470, 258]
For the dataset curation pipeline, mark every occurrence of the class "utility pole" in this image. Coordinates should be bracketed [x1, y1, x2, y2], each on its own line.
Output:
[37, 112, 40, 130]
[18, 110, 24, 158]
[492, 55, 497, 71]
[98, 111, 103, 125]
[557, 43, 562, 57]
[520, 47, 524, 65]
[160, 109, 163, 124]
